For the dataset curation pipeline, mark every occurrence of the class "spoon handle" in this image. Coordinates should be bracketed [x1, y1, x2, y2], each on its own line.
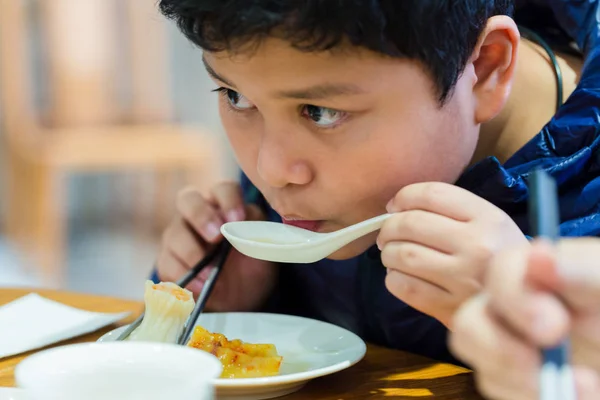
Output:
[328, 213, 392, 243]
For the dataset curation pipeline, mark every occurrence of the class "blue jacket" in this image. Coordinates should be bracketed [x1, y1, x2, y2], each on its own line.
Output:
[153, 1, 600, 364]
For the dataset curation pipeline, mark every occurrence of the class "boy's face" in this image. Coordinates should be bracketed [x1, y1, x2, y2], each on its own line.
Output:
[205, 38, 482, 259]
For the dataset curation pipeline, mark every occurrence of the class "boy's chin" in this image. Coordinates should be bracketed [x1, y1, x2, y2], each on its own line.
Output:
[325, 235, 378, 261]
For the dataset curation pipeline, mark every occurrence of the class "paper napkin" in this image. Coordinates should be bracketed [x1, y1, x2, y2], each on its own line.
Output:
[0, 293, 130, 359]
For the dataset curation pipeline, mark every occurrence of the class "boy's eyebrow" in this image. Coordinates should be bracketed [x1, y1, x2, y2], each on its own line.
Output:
[275, 84, 365, 100]
[202, 56, 365, 100]
[203, 56, 236, 87]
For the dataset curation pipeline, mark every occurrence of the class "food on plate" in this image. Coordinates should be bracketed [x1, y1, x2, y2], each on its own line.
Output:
[187, 326, 283, 379]
[128, 280, 195, 343]
[125, 280, 282, 378]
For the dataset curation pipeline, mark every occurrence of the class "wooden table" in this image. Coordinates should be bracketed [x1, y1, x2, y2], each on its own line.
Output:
[0, 288, 483, 399]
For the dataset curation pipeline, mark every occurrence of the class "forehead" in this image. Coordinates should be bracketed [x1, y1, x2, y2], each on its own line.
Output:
[203, 38, 432, 94]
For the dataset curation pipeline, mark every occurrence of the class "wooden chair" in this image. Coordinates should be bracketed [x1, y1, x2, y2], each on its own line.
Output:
[0, 0, 224, 287]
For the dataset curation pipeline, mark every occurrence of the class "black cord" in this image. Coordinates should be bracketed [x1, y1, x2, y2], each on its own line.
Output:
[518, 25, 564, 112]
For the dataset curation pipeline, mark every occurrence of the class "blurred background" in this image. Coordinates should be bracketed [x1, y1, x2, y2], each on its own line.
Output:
[0, 0, 238, 299]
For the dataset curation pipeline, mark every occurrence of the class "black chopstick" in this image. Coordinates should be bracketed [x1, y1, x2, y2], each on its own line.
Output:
[528, 169, 576, 400]
[177, 242, 226, 288]
[177, 241, 232, 345]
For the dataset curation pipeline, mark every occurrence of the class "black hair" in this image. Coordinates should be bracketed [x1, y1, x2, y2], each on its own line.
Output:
[159, 0, 514, 102]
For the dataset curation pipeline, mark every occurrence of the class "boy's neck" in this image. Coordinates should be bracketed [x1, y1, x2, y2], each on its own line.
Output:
[473, 39, 582, 166]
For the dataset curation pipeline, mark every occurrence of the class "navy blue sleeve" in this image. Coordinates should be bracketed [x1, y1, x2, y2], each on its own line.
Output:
[546, 0, 600, 54]
[508, 83, 600, 237]
[240, 172, 282, 222]
[150, 269, 161, 283]
[240, 172, 258, 203]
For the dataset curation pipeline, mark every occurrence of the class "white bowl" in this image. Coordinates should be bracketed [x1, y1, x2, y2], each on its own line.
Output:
[15, 342, 223, 400]
[0, 388, 23, 400]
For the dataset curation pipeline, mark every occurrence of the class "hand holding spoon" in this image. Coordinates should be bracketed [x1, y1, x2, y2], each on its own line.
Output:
[220, 214, 392, 263]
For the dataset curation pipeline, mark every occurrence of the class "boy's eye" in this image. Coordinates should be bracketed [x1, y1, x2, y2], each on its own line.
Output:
[224, 89, 255, 110]
[302, 105, 346, 128]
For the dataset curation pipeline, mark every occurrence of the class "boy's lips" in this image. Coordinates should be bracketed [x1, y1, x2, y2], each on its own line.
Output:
[281, 217, 323, 231]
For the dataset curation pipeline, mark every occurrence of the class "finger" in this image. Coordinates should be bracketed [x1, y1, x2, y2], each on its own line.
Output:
[163, 216, 206, 267]
[450, 294, 539, 398]
[475, 378, 534, 400]
[556, 238, 600, 311]
[574, 367, 600, 400]
[156, 245, 187, 282]
[177, 187, 224, 243]
[385, 269, 454, 324]
[377, 210, 465, 254]
[386, 182, 495, 222]
[186, 265, 221, 298]
[525, 239, 561, 291]
[380, 241, 457, 289]
[210, 181, 246, 222]
[156, 248, 205, 294]
[571, 317, 600, 371]
[486, 245, 570, 347]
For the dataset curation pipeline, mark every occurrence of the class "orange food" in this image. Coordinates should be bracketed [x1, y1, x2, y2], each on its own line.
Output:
[152, 283, 191, 301]
[187, 326, 283, 379]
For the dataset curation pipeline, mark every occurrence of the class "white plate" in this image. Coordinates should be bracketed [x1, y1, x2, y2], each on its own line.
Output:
[0, 388, 24, 400]
[98, 312, 366, 400]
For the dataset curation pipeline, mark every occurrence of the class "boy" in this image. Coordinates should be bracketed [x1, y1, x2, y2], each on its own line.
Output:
[152, 0, 599, 363]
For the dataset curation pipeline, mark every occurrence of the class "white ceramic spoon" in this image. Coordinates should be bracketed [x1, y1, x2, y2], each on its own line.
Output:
[220, 213, 392, 263]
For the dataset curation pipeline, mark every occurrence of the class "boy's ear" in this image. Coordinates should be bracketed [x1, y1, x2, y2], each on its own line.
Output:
[470, 16, 520, 124]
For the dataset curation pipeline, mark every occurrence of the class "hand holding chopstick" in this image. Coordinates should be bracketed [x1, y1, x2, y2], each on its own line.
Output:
[117, 183, 265, 342]
[116, 240, 230, 342]
[528, 169, 576, 400]
[449, 169, 600, 400]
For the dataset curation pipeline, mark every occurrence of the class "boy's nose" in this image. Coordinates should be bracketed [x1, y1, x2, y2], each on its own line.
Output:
[256, 135, 312, 188]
